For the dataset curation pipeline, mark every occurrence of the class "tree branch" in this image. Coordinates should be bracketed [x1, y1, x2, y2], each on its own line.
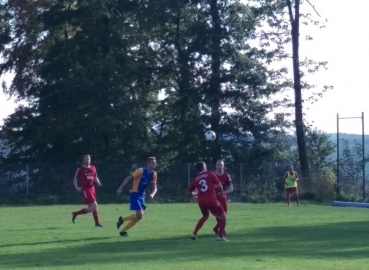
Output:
[286, 0, 294, 26]
[305, 0, 321, 17]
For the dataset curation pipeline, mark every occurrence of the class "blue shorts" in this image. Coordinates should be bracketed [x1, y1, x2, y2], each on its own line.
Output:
[130, 193, 146, 211]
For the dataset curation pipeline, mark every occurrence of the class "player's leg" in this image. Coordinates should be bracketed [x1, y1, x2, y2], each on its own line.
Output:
[88, 201, 102, 227]
[295, 188, 300, 206]
[117, 194, 139, 229]
[210, 203, 228, 241]
[286, 189, 291, 206]
[216, 212, 228, 241]
[191, 204, 209, 240]
[85, 189, 101, 227]
[72, 189, 91, 224]
[213, 196, 227, 234]
[118, 195, 145, 236]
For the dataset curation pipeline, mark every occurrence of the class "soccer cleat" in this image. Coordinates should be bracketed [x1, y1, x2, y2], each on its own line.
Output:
[116, 216, 124, 229]
[120, 231, 128, 237]
[217, 236, 229, 242]
[190, 233, 197, 241]
[72, 212, 76, 224]
[213, 227, 218, 235]
[95, 224, 103, 228]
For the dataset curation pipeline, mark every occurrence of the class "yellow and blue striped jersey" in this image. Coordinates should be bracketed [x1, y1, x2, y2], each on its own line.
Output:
[130, 168, 157, 195]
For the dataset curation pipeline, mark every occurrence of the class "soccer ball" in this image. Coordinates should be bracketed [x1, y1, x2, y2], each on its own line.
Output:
[205, 130, 216, 141]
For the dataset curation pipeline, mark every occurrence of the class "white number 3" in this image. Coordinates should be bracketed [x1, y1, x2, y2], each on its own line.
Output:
[199, 180, 208, 192]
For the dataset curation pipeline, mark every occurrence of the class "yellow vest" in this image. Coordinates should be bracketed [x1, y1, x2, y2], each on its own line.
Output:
[286, 172, 297, 188]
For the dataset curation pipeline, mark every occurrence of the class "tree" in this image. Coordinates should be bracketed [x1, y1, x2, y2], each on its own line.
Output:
[0, 0, 158, 163]
[147, 0, 292, 165]
[285, 0, 309, 174]
[251, 0, 333, 176]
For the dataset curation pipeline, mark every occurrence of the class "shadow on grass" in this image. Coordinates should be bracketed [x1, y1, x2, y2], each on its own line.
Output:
[3, 227, 62, 232]
[0, 237, 113, 248]
[1, 221, 369, 268]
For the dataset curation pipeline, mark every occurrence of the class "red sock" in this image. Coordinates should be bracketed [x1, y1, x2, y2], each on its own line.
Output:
[286, 194, 290, 206]
[218, 219, 226, 238]
[75, 208, 88, 216]
[194, 217, 207, 235]
[92, 210, 100, 225]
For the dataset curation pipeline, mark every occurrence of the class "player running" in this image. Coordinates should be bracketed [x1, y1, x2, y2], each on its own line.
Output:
[284, 165, 300, 207]
[213, 159, 233, 235]
[116, 157, 158, 237]
[189, 161, 228, 242]
[71, 155, 103, 227]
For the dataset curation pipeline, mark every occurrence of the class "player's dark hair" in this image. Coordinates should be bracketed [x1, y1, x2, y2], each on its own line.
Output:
[83, 155, 91, 160]
[195, 161, 206, 172]
[147, 157, 156, 163]
[216, 159, 224, 163]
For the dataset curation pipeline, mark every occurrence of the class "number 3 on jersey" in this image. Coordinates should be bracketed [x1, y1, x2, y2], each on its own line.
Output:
[199, 179, 208, 192]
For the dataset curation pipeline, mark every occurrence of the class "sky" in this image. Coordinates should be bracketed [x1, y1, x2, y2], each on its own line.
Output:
[0, 0, 368, 134]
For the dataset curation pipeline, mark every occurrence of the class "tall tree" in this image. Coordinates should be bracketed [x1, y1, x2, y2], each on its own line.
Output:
[286, 0, 309, 175]
[252, 0, 332, 175]
[147, 0, 290, 165]
[0, 0, 158, 163]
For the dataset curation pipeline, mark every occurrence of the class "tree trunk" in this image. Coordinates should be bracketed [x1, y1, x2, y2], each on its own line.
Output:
[287, 0, 310, 177]
[209, 0, 222, 164]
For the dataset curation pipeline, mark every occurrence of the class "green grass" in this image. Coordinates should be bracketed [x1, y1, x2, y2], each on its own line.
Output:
[1, 203, 369, 270]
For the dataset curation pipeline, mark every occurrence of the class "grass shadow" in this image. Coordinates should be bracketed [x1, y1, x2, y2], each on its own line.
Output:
[0, 237, 113, 248]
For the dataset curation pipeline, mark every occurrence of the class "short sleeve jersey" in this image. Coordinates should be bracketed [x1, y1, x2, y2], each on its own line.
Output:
[189, 171, 220, 203]
[130, 168, 157, 196]
[76, 166, 97, 189]
[215, 172, 232, 190]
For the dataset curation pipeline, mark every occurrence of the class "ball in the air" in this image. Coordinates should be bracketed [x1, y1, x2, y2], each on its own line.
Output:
[205, 130, 216, 141]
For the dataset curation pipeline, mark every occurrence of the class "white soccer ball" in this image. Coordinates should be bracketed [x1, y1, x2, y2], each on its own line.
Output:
[205, 130, 216, 141]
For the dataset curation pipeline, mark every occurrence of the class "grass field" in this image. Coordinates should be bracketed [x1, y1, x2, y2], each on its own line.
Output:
[1, 203, 369, 270]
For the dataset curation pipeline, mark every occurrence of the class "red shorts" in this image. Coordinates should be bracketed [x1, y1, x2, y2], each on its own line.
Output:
[217, 195, 228, 213]
[81, 188, 96, 204]
[198, 200, 225, 217]
[286, 187, 298, 194]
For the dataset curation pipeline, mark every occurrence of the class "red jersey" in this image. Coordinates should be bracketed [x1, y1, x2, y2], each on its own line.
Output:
[189, 171, 221, 203]
[215, 172, 231, 191]
[75, 165, 97, 189]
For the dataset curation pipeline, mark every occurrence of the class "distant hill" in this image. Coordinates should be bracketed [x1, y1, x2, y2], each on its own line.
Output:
[328, 133, 369, 154]
[327, 134, 369, 168]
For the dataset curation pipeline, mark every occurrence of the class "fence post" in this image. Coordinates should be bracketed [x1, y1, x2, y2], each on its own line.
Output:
[187, 163, 191, 187]
[26, 164, 29, 196]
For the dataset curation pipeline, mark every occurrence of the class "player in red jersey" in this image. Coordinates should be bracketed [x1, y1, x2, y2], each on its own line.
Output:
[188, 161, 228, 242]
[71, 155, 103, 227]
[213, 159, 233, 235]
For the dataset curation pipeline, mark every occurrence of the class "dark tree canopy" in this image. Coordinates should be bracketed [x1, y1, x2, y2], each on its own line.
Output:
[0, 0, 328, 168]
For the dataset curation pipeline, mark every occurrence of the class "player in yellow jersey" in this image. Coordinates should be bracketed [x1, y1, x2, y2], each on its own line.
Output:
[116, 157, 157, 237]
[284, 165, 300, 207]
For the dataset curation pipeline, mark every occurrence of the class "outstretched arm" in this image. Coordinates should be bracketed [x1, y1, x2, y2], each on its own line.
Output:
[117, 175, 133, 195]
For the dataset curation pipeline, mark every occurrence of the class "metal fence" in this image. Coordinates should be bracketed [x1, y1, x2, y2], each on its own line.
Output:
[338, 164, 369, 200]
[0, 163, 342, 204]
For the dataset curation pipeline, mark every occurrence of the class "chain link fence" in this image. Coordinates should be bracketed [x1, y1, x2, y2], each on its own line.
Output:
[0, 163, 337, 204]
